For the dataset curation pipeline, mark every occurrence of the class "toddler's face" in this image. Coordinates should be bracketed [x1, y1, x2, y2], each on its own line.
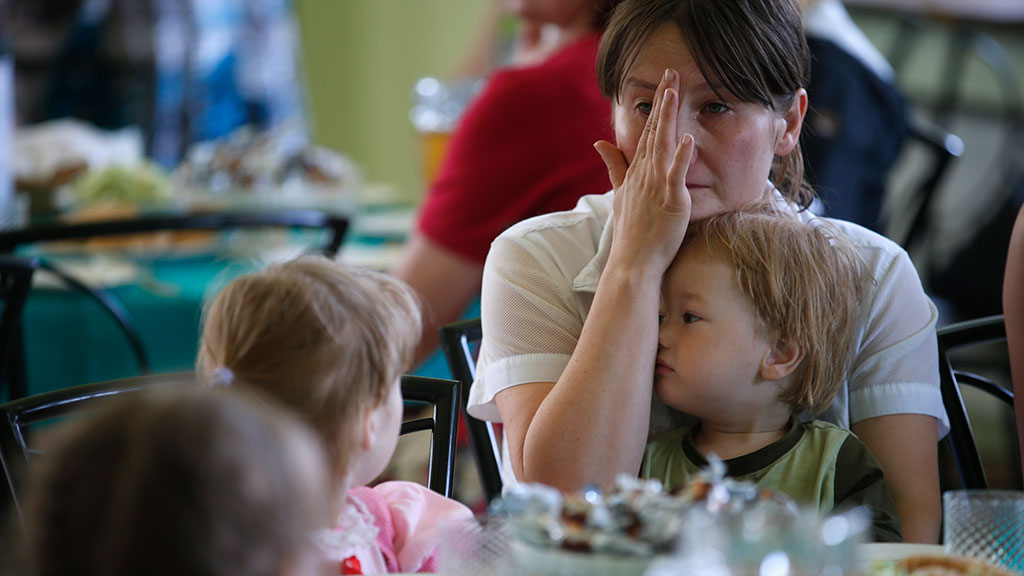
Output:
[355, 377, 404, 486]
[656, 245, 778, 421]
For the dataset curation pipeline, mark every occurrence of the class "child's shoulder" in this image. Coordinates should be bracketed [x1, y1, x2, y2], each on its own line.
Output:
[648, 424, 697, 445]
[800, 420, 860, 444]
[368, 481, 474, 519]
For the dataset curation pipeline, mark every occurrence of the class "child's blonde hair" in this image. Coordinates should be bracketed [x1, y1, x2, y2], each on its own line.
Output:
[197, 256, 422, 485]
[681, 207, 863, 416]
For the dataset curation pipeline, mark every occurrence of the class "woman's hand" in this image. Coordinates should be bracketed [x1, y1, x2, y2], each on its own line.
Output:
[595, 68, 694, 276]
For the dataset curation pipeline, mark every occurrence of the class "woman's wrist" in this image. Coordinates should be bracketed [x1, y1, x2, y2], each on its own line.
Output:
[601, 255, 666, 298]
[605, 248, 671, 286]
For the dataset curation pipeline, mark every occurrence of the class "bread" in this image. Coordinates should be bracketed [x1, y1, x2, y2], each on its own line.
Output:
[898, 554, 1018, 576]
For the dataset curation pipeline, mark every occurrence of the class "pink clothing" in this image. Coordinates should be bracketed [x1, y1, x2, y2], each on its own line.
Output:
[416, 32, 613, 265]
[314, 481, 475, 574]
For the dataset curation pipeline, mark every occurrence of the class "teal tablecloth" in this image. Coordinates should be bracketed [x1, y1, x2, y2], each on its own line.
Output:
[23, 255, 255, 396]
[21, 233, 480, 396]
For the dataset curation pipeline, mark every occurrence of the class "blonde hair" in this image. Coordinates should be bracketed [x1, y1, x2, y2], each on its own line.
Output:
[680, 207, 863, 416]
[197, 256, 422, 486]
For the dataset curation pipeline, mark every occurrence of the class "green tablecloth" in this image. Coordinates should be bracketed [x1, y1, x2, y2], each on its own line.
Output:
[24, 255, 255, 396]
[21, 230, 479, 396]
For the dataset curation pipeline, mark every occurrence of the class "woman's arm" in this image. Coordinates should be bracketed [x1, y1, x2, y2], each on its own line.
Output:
[393, 233, 483, 366]
[1004, 206, 1024, 479]
[853, 414, 941, 543]
[494, 70, 694, 491]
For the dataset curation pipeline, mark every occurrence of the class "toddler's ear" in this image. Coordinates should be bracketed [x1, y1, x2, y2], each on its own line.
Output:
[360, 405, 376, 452]
[760, 337, 805, 381]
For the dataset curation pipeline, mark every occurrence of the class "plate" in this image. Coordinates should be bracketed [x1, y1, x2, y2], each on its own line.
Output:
[861, 543, 946, 564]
[510, 540, 654, 576]
[30, 257, 141, 289]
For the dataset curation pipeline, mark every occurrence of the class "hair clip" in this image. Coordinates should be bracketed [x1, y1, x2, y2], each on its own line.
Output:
[211, 366, 235, 387]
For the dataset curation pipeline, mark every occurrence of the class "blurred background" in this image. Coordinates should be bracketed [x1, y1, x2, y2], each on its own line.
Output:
[2, 0, 1021, 501]
[296, 0, 491, 205]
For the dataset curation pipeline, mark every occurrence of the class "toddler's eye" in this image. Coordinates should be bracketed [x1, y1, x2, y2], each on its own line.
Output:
[682, 312, 701, 324]
[658, 314, 666, 326]
[636, 101, 653, 116]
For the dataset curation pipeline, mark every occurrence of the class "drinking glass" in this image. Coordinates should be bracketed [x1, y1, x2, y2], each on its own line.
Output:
[943, 489, 1024, 573]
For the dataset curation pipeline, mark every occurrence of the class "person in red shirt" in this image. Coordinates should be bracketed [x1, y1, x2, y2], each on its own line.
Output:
[394, 0, 620, 364]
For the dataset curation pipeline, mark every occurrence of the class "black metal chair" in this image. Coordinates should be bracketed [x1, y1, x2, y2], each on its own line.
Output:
[894, 113, 965, 250]
[0, 258, 39, 402]
[0, 210, 349, 399]
[938, 315, 1016, 490]
[0, 372, 460, 530]
[439, 318, 503, 503]
[399, 375, 460, 498]
[0, 371, 195, 527]
[0, 209, 349, 257]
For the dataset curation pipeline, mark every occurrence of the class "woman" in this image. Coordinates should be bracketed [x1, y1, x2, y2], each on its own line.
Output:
[466, 0, 947, 543]
[395, 0, 620, 364]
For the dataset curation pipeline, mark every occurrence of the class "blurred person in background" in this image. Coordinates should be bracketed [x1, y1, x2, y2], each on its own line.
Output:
[395, 0, 621, 367]
[10, 0, 306, 168]
[799, 0, 908, 232]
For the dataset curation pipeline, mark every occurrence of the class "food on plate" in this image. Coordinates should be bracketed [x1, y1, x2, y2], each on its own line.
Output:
[73, 163, 173, 206]
[175, 125, 359, 195]
[497, 458, 801, 564]
[897, 555, 1020, 576]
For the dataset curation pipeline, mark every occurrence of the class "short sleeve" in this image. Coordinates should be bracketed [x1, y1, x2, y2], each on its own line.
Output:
[371, 481, 475, 573]
[840, 230, 948, 437]
[467, 230, 587, 422]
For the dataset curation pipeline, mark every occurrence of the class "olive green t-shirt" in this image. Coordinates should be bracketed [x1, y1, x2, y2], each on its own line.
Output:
[642, 419, 901, 542]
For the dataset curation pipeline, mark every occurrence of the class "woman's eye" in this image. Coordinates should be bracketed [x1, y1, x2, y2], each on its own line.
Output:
[636, 101, 653, 116]
[703, 102, 728, 114]
[682, 313, 701, 324]
[658, 314, 666, 326]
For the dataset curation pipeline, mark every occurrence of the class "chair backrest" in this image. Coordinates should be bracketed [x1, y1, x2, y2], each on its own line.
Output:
[399, 375, 460, 498]
[896, 114, 965, 250]
[0, 258, 39, 402]
[0, 371, 195, 528]
[0, 210, 350, 399]
[0, 209, 350, 257]
[937, 315, 1016, 490]
[438, 318, 503, 503]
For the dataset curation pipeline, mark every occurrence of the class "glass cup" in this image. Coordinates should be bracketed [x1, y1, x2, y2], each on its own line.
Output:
[943, 490, 1024, 573]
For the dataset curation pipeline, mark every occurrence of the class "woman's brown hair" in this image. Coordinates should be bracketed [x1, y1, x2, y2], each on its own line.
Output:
[197, 256, 422, 489]
[597, 0, 814, 208]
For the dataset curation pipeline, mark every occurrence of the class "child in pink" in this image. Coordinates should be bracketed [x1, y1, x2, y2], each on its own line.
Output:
[198, 257, 474, 574]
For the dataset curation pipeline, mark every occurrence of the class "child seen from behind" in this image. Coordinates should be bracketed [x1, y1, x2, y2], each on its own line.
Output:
[643, 208, 901, 542]
[18, 387, 330, 576]
[198, 257, 474, 574]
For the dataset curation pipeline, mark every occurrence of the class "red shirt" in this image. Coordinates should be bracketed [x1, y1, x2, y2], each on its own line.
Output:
[417, 33, 613, 265]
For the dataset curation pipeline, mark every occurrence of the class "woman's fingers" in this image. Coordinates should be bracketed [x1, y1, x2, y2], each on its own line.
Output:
[636, 70, 670, 162]
[652, 87, 677, 168]
[594, 140, 628, 190]
[666, 133, 695, 214]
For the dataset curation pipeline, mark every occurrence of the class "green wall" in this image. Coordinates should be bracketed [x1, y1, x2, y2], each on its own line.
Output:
[296, 1, 490, 203]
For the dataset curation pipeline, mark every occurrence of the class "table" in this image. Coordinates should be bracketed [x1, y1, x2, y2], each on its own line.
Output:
[16, 199, 458, 397]
[844, 0, 1024, 23]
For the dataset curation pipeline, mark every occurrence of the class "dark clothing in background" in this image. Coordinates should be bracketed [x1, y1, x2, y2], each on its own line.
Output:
[802, 35, 909, 232]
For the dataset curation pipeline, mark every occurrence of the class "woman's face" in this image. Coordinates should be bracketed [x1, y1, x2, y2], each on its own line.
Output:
[612, 23, 805, 221]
